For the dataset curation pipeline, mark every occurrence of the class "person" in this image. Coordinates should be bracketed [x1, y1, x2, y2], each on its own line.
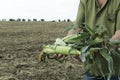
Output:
[67, 0, 120, 80]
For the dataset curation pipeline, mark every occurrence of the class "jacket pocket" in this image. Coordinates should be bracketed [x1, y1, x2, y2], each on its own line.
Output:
[106, 12, 116, 23]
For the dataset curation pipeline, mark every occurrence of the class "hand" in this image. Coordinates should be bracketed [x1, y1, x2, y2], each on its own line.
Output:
[111, 30, 120, 40]
[67, 27, 81, 35]
[73, 54, 81, 62]
[110, 30, 120, 50]
[49, 54, 67, 62]
[51, 54, 81, 62]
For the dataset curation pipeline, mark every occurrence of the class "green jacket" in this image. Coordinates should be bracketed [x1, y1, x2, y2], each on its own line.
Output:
[75, 0, 120, 76]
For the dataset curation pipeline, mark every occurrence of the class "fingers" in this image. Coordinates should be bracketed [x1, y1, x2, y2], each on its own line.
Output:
[52, 54, 63, 59]
[51, 54, 67, 63]
[67, 27, 81, 35]
[48, 54, 81, 62]
[51, 54, 66, 60]
[73, 55, 81, 62]
[56, 54, 64, 59]
[111, 30, 120, 40]
[110, 30, 120, 50]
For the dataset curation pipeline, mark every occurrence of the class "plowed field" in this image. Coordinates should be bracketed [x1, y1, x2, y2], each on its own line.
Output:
[0, 21, 83, 80]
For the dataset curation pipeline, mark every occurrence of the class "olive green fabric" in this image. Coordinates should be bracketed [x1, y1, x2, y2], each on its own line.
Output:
[75, 0, 120, 76]
[75, 0, 120, 37]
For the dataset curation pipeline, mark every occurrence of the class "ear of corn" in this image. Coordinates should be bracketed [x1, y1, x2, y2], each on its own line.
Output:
[42, 45, 80, 55]
[39, 45, 80, 62]
[39, 33, 85, 62]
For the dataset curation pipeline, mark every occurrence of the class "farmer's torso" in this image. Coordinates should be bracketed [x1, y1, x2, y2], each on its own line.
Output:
[79, 0, 120, 76]
[85, 0, 120, 37]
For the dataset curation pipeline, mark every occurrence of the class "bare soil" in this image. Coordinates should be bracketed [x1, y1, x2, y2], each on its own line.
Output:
[0, 21, 83, 80]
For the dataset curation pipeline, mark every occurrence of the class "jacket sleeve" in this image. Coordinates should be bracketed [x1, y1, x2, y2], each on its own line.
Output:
[75, 0, 85, 26]
[116, 10, 120, 30]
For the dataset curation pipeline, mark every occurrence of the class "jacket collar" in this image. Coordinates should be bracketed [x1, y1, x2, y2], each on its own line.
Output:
[96, 0, 109, 14]
[96, 0, 108, 9]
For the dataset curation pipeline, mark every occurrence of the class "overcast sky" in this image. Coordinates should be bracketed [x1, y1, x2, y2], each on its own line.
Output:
[0, 0, 80, 21]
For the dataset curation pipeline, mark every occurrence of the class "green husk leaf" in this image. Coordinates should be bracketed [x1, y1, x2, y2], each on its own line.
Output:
[100, 48, 114, 80]
[109, 40, 120, 44]
[80, 46, 90, 62]
[96, 56, 105, 78]
[54, 38, 66, 46]
[82, 23, 95, 36]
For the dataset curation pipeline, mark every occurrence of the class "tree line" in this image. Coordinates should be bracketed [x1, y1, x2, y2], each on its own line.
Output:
[1, 18, 71, 22]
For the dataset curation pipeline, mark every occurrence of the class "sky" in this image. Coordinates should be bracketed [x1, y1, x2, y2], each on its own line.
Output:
[0, 0, 80, 21]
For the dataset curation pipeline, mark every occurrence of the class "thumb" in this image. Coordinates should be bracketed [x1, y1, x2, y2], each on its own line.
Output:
[111, 30, 120, 40]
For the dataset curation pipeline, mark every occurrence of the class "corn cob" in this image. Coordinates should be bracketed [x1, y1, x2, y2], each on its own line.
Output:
[39, 45, 80, 61]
